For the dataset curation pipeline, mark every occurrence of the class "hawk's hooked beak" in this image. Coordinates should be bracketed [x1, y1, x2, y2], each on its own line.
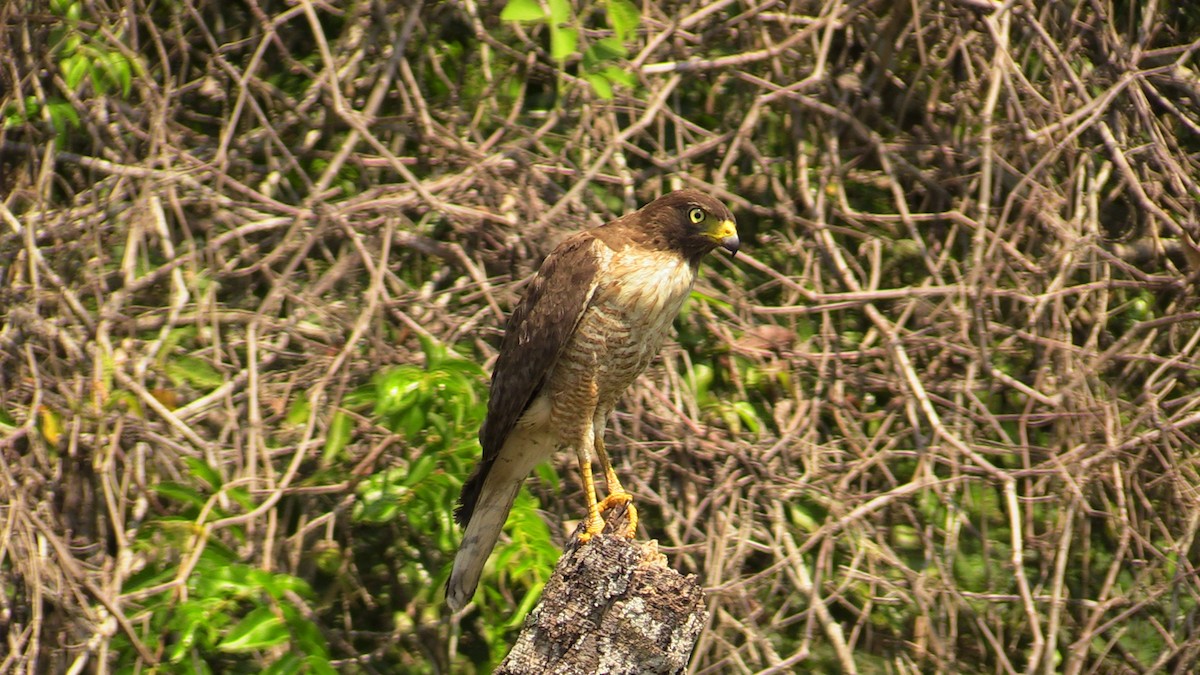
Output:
[709, 218, 740, 256]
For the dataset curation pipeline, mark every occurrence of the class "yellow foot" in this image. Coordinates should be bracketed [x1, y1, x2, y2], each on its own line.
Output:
[576, 493, 638, 543]
[577, 513, 606, 543]
[597, 492, 638, 538]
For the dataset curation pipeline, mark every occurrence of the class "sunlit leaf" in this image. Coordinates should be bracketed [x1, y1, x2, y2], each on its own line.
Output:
[550, 26, 578, 62]
[732, 401, 763, 433]
[585, 73, 613, 99]
[500, 0, 544, 21]
[547, 0, 571, 24]
[286, 396, 311, 425]
[602, 65, 636, 88]
[62, 52, 89, 90]
[49, 0, 76, 16]
[606, 0, 640, 42]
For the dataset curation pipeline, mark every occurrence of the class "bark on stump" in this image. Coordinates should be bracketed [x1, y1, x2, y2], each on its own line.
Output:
[495, 505, 708, 675]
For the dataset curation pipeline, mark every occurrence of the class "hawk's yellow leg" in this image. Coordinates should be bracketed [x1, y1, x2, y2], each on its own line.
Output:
[576, 432, 638, 542]
[576, 448, 606, 542]
[593, 431, 638, 538]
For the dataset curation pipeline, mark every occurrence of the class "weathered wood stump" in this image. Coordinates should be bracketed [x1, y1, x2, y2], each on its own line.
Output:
[496, 505, 708, 675]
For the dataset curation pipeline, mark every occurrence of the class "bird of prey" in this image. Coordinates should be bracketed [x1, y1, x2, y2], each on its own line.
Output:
[446, 189, 739, 612]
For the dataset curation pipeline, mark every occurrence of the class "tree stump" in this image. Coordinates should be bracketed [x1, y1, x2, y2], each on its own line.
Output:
[495, 505, 708, 675]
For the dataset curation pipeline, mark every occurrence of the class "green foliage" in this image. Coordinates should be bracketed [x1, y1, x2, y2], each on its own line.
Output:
[5, 0, 143, 147]
[687, 361, 765, 435]
[679, 293, 781, 437]
[165, 355, 226, 391]
[500, 0, 639, 99]
[345, 337, 559, 671]
[2, 96, 81, 147]
[111, 463, 332, 673]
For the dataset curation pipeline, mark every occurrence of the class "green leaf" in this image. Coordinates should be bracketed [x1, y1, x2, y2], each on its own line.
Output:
[259, 570, 314, 601]
[588, 37, 626, 62]
[219, 606, 289, 652]
[400, 405, 425, 439]
[102, 51, 133, 97]
[606, 0, 640, 42]
[423, 410, 450, 445]
[63, 53, 89, 90]
[787, 503, 819, 533]
[375, 366, 424, 418]
[550, 26, 578, 62]
[547, 0, 576, 62]
[286, 396, 311, 425]
[547, 0, 571, 23]
[533, 462, 560, 490]
[285, 606, 330, 659]
[500, 0, 545, 21]
[507, 580, 545, 629]
[153, 482, 207, 509]
[167, 601, 219, 663]
[732, 401, 763, 433]
[183, 457, 223, 491]
[88, 62, 109, 95]
[226, 485, 255, 512]
[261, 653, 304, 675]
[63, 33, 82, 55]
[585, 73, 613, 99]
[166, 356, 225, 390]
[688, 363, 714, 401]
[402, 454, 437, 487]
[322, 409, 352, 464]
[192, 559, 259, 598]
[603, 65, 636, 88]
[303, 655, 338, 675]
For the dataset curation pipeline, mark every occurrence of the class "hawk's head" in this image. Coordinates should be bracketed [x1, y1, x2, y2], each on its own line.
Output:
[623, 189, 739, 263]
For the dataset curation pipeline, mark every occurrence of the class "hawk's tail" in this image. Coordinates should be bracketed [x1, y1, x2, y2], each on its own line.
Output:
[453, 457, 492, 527]
[446, 469, 522, 612]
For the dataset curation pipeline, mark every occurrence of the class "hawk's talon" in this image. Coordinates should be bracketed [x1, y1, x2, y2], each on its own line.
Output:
[597, 490, 633, 512]
[598, 492, 639, 538]
[577, 513, 606, 543]
[576, 493, 638, 543]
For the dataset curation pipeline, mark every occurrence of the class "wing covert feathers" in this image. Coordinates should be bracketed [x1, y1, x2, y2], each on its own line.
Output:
[455, 233, 601, 528]
[478, 233, 601, 460]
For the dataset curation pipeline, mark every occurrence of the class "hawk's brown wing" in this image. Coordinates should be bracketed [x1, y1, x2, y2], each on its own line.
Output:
[454, 232, 602, 526]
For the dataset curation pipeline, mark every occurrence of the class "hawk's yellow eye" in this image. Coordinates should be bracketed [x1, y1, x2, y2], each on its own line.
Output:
[688, 207, 705, 224]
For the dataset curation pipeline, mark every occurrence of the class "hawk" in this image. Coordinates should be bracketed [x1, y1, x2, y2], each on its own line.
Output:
[446, 189, 739, 612]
